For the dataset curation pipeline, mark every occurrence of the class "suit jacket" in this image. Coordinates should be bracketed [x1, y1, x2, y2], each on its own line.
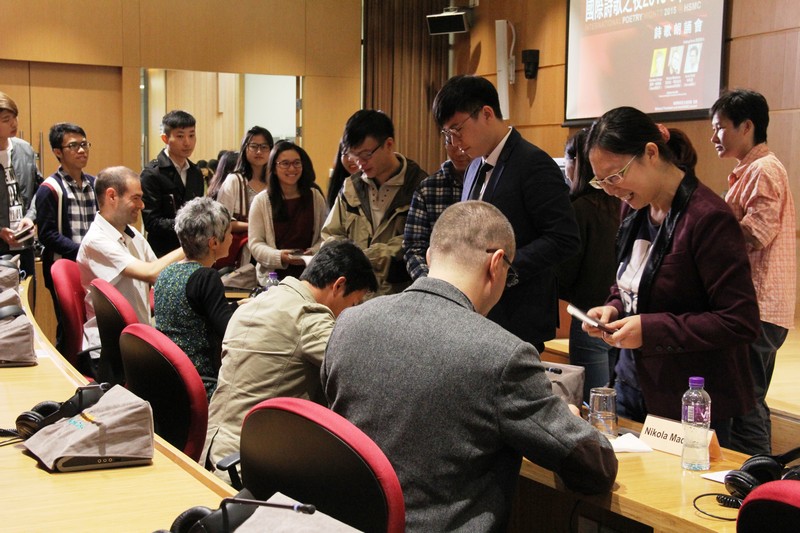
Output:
[141, 149, 204, 257]
[462, 128, 580, 345]
[322, 277, 617, 532]
[609, 173, 759, 421]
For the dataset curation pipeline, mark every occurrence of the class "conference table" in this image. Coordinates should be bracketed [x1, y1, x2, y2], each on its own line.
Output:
[1, 280, 236, 533]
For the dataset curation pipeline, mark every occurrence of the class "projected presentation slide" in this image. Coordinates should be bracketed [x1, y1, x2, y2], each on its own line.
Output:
[566, 1, 724, 122]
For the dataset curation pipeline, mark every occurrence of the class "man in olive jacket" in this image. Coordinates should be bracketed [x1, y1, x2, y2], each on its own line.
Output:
[321, 110, 427, 296]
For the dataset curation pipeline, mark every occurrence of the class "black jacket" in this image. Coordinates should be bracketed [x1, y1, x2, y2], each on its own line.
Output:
[140, 149, 204, 257]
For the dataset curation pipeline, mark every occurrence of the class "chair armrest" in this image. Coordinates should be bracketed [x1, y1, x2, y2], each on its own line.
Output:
[75, 345, 102, 380]
[216, 451, 242, 490]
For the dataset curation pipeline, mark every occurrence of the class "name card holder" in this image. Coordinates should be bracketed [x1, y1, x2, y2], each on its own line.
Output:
[640, 414, 722, 460]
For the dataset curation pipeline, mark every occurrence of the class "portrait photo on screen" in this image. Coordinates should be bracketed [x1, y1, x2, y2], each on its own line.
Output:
[565, 1, 726, 123]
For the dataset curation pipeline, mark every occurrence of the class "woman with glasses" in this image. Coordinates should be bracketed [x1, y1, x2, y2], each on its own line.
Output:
[555, 128, 620, 400]
[326, 141, 360, 209]
[582, 106, 759, 449]
[249, 141, 328, 284]
[210, 126, 274, 233]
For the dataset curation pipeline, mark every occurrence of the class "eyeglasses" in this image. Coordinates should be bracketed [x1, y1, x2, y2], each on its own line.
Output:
[345, 139, 386, 163]
[441, 107, 482, 143]
[61, 141, 91, 152]
[247, 143, 271, 153]
[276, 159, 302, 169]
[486, 249, 519, 288]
[589, 155, 637, 189]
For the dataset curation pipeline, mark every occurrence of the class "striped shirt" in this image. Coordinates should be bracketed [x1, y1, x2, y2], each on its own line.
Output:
[725, 144, 796, 328]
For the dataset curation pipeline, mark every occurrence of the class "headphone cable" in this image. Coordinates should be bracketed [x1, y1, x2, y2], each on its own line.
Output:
[692, 493, 739, 521]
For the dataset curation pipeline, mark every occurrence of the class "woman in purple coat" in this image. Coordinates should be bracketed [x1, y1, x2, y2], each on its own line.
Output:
[583, 107, 759, 449]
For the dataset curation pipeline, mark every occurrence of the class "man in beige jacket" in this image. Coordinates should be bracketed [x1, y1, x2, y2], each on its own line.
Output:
[201, 240, 377, 480]
[322, 110, 427, 296]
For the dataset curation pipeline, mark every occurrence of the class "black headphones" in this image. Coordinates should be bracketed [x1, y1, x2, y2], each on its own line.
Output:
[167, 491, 259, 533]
[725, 446, 800, 500]
[2, 383, 111, 440]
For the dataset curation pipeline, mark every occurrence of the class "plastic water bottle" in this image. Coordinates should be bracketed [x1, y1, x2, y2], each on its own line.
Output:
[681, 376, 711, 471]
[265, 271, 280, 290]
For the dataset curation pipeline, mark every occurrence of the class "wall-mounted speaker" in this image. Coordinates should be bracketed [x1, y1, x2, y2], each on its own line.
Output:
[426, 11, 471, 35]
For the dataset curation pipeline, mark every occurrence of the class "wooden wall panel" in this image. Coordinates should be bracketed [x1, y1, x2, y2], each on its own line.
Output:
[728, 31, 800, 109]
[305, 0, 362, 79]
[730, 0, 800, 37]
[0, 61, 33, 143]
[138, 0, 306, 75]
[0, 0, 124, 66]
[301, 75, 362, 197]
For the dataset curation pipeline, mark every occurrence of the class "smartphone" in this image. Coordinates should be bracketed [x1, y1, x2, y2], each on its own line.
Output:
[566, 304, 617, 334]
[12, 225, 33, 242]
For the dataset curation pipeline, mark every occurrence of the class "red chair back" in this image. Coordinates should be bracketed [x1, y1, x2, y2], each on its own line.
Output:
[241, 397, 405, 533]
[50, 259, 87, 367]
[89, 279, 139, 385]
[119, 323, 208, 462]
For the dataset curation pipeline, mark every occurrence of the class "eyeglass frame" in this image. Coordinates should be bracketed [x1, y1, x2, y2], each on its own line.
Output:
[441, 106, 483, 144]
[275, 159, 303, 169]
[60, 141, 91, 152]
[246, 143, 271, 153]
[344, 138, 387, 163]
[589, 154, 637, 189]
[485, 248, 519, 288]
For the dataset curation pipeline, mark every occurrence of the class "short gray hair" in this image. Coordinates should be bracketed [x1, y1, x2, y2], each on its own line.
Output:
[429, 201, 515, 268]
[174, 197, 231, 260]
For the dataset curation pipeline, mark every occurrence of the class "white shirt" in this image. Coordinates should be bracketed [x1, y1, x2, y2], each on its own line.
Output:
[477, 128, 513, 200]
[77, 213, 157, 349]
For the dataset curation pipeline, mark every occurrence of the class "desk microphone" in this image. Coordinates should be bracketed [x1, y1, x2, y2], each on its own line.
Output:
[166, 490, 316, 533]
[220, 496, 315, 532]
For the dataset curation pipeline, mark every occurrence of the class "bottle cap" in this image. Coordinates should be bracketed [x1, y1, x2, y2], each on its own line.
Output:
[689, 376, 704, 388]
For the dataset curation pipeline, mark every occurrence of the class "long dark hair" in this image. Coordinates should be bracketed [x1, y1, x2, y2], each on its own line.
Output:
[206, 150, 239, 200]
[327, 142, 351, 208]
[565, 128, 594, 199]
[268, 141, 317, 221]
[234, 126, 274, 183]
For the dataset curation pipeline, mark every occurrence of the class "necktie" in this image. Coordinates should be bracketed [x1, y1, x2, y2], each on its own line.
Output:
[469, 161, 494, 200]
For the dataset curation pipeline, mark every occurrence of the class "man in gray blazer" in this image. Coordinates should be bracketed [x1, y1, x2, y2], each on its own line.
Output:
[322, 201, 617, 532]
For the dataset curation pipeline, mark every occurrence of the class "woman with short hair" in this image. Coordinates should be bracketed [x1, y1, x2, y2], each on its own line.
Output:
[155, 196, 238, 399]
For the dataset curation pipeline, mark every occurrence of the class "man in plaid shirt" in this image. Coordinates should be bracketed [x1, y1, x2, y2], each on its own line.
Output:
[711, 89, 796, 455]
[35, 122, 98, 354]
[403, 139, 473, 279]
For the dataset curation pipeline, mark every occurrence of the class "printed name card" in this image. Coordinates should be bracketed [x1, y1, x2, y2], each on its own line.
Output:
[640, 414, 722, 459]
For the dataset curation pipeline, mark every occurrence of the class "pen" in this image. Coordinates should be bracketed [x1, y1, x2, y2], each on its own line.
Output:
[545, 367, 562, 375]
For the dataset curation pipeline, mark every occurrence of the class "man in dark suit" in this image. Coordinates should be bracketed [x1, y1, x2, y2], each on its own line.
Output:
[432, 75, 580, 351]
[323, 201, 617, 532]
[141, 110, 204, 257]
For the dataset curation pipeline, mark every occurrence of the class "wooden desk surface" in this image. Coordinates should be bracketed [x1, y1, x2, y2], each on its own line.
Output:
[538, 339, 749, 532]
[519, 447, 745, 533]
[1, 280, 235, 533]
